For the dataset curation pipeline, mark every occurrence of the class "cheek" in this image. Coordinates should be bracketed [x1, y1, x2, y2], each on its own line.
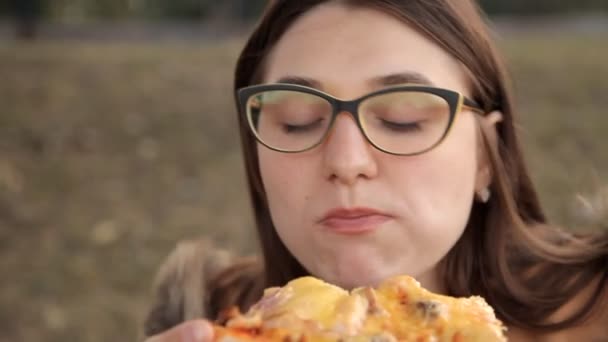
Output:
[258, 147, 315, 238]
[259, 148, 295, 209]
[390, 115, 479, 233]
[436, 115, 480, 194]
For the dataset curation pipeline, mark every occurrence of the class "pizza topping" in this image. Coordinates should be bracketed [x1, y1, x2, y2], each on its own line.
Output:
[250, 287, 291, 313]
[280, 332, 306, 342]
[330, 292, 369, 335]
[415, 300, 447, 323]
[216, 275, 507, 342]
[259, 276, 349, 327]
[216, 334, 248, 342]
[225, 310, 263, 330]
[356, 287, 388, 316]
[263, 312, 324, 332]
[368, 332, 398, 342]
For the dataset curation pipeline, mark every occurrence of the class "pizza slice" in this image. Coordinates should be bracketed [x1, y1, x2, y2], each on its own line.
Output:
[213, 275, 507, 342]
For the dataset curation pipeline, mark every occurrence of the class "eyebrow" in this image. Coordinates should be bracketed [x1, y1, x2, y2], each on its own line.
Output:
[369, 72, 434, 87]
[276, 76, 323, 89]
[275, 71, 434, 91]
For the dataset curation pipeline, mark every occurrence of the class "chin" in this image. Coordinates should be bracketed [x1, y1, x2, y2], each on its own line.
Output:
[323, 269, 391, 290]
[308, 253, 397, 290]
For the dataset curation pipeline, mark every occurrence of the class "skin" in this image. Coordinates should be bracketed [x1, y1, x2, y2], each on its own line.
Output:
[144, 3, 506, 342]
[259, 3, 500, 293]
[148, 3, 608, 342]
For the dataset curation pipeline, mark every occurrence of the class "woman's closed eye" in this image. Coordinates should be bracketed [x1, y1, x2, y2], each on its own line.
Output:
[282, 118, 326, 133]
[377, 118, 424, 133]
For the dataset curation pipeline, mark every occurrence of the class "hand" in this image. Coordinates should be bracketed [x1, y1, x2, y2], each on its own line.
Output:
[145, 320, 214, 342]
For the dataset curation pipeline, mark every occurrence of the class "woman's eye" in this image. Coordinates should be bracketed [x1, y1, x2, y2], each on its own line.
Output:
[380, 119, 423, 132]
[282, 118, 325, 133]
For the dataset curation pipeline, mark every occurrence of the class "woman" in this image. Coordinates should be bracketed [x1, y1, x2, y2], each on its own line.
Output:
[143, 1, 608, 341]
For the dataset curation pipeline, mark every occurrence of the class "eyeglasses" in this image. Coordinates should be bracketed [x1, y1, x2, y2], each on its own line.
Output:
[236, 83, 484, 156]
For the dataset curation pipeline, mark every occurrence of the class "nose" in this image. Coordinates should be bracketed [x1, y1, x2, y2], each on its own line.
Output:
[322, 112, 378, 185]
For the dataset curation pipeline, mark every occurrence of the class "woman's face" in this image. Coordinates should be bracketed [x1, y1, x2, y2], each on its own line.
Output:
[258, 3, 493, 291]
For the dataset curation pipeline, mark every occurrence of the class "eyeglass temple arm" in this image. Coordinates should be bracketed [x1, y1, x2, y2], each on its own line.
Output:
[463, 98, 486, 115]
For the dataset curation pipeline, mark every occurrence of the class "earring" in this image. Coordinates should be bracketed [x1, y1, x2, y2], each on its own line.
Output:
[477, 188, 491, 203]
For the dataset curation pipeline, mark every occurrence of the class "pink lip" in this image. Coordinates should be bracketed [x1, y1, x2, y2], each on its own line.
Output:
[319, 207, 393, 235]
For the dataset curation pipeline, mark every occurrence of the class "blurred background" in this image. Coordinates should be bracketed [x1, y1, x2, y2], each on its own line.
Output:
[0, 1, 607, 341]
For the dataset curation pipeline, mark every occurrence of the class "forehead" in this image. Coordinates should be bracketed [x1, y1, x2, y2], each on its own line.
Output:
[264, 3, 469, 96]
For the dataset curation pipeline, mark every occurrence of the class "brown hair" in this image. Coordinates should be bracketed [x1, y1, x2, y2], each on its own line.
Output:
[227, 0, 608, 334]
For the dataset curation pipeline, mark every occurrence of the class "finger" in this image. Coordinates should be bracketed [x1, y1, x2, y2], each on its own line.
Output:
[146, 320, 214, 342]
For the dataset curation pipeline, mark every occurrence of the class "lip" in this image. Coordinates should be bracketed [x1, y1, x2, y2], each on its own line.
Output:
[318, 207, 393, 235]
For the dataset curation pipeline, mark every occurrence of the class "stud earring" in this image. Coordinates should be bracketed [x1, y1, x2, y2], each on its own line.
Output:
[477, 187, 491, 203]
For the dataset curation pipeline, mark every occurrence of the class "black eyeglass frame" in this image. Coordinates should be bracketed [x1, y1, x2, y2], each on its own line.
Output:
[236, 83, 485, 156]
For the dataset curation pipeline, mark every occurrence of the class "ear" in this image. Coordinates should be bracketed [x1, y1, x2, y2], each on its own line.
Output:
[475, 111, 503, 195]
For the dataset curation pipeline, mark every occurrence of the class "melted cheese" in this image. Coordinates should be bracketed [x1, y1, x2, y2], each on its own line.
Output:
[221, 275, 507, 342]
[360, 276, 506, 341]
[255, 276, 349, 329]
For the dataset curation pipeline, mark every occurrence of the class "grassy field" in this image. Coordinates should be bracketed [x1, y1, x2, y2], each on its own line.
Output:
[0, 32, 607, 342]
